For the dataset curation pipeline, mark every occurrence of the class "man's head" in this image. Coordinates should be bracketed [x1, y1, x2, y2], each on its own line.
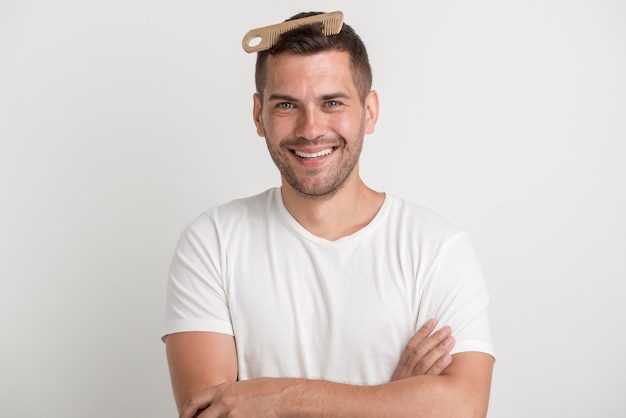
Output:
[255, 12, 373, 103]
[251, 12, 379, 199]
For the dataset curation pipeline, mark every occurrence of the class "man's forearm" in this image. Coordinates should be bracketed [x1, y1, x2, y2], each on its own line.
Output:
[277, 377, 459, 418]
[277, 361, 491, 418]
[181, 352, 494, 418]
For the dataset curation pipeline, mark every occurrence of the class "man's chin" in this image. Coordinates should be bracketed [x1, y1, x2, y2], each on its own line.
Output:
[288, 180, 347, 201]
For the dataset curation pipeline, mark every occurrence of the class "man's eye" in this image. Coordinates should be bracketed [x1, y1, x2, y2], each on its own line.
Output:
[278, 103, 294, 109]
[325, 100, 341, 108]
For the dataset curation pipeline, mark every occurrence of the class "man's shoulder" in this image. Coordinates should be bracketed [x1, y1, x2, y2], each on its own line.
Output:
[384, 195, 462, 236]
[184, 188, 278, 233]
[209, 188, 277, 217]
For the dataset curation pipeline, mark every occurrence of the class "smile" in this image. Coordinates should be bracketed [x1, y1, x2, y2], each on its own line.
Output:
[293, 148, 334, 159]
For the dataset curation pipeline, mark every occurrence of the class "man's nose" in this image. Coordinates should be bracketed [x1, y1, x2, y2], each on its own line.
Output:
[294, 108, 325, 140]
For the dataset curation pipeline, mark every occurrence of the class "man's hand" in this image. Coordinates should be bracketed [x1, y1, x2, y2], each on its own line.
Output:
[180, 378, 291, 418]
[391, 318, 455, 381]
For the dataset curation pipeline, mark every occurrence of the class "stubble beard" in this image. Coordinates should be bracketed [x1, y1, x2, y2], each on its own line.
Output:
[265, 130, 365, 200]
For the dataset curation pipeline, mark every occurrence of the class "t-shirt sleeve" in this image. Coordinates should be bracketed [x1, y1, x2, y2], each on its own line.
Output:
[416, 231, 495, 358]
[162, 214, 234, 341]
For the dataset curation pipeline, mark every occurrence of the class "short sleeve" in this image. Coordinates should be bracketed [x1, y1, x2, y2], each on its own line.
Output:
[416, 232, 495, 358]
[162, 214, 234, 341]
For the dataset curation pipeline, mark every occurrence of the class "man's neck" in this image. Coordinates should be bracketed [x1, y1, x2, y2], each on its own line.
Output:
[280, 176, 385, 241]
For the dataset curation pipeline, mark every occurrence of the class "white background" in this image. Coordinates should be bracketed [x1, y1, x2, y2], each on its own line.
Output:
[1, 1, 625, 417]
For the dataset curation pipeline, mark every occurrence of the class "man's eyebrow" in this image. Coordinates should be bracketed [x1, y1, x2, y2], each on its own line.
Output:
[320, 92, 351, 101]
[267, 93, 352, 102]
[268, 94, 298, 102]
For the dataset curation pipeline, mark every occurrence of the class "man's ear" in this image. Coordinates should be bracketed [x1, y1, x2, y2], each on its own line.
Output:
[363, 90, 380, 135]
[252, 93, 265, 137]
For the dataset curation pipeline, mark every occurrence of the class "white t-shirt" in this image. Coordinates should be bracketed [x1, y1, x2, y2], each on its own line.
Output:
[164, 188, 494, 385]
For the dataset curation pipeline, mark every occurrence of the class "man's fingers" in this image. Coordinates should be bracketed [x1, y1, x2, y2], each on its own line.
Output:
[420, 335, 455, 375]
[405, 325, 452, 365]
[391, 321, 455, 380]
[407, 332, 454, 375]
[398, 319, 438, 363]
[180, 386, 218, 418]
[411, 318, 437, 344]
[427, 352, 453, 376]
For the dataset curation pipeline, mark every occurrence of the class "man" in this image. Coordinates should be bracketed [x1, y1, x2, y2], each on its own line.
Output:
[164, 11, 495, 417]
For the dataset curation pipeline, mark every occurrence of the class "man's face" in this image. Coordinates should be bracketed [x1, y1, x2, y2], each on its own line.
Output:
[253, 50, 378, 198]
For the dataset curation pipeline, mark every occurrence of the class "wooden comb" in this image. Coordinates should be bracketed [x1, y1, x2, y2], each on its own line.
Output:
[241, 11, 344, 53]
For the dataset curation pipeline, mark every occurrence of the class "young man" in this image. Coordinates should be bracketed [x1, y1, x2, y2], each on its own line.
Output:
[164, 11, 495, 417]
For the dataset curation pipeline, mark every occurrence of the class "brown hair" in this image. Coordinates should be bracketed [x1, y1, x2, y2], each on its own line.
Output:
[254, 12, 373, 102]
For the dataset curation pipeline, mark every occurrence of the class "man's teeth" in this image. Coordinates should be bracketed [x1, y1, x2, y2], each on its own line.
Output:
[294, 148, 333, 158]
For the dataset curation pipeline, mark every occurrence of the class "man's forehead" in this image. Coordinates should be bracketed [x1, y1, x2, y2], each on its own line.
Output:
[260, 51, 358, 100]
[264, 50, 351, 80]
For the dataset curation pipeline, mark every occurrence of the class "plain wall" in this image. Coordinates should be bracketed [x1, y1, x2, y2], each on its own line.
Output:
[1, 1, 625, 416]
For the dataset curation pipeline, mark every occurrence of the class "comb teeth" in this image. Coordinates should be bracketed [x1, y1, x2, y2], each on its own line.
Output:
[322, 15, 342, 35]
[242, 11, 344, 53]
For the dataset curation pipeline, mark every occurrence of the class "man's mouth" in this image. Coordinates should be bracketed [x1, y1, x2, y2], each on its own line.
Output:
[293, 147, 335, 159]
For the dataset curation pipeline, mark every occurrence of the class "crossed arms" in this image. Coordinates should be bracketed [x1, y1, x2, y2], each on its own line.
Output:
[165, 319, 494, 418]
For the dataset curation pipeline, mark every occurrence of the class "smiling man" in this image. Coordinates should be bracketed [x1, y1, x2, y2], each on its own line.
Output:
[163, 11, 495, 418]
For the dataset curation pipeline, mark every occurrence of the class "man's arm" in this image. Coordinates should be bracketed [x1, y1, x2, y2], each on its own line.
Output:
[165, 332, 237, 411]
[165, 320, 450, 411]
[168, 321, 492, 418]
[180, 352, 493, 418]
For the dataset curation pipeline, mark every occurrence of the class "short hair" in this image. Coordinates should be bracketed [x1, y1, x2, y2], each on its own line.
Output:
[255, 12, 373, 102]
